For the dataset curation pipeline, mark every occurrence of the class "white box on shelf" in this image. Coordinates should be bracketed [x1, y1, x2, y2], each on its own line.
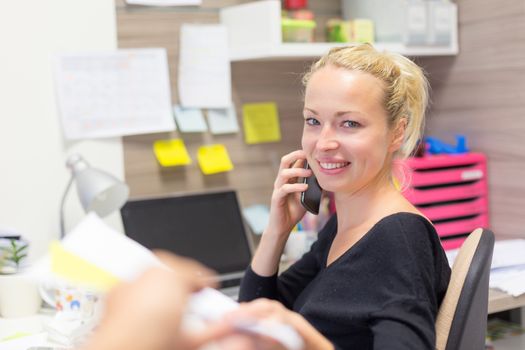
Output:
[341, 0, 406, 43]
[404, 0, 428, 46]
[220, 0, 282, 58]
[427, 1, 458, 46]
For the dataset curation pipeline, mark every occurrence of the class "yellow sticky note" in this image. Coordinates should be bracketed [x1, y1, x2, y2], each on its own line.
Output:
[242, 102, 281, 144]
[153, 139, 192, 167]
[197, 144, 234, 175]
[50, 241, 120, 292]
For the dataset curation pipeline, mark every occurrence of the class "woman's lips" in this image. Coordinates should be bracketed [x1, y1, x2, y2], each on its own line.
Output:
[317, 161, 350, 175]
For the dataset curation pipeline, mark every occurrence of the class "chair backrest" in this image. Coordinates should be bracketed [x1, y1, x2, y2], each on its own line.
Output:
[435, 228, 495, 350]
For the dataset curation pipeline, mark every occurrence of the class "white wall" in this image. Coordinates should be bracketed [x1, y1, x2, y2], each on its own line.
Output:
[0, 1, 123, 261]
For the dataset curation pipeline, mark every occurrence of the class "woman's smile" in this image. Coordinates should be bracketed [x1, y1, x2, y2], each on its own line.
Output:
[317, 160, 351, 175]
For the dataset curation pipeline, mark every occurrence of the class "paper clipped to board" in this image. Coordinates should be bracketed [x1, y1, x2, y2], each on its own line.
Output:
[197, 144, 234, 175]
[52, 49, 175, 139]
[242, 102, 282, 144]
[207, 106, 240, 134]
[153, 138, 192, 167]
[173, 105, 208, 132]
[178, 24, 231, 108]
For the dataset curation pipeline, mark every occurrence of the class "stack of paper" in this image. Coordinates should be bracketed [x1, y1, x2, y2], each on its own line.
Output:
[446, 239, 525, 297]
[489, 239, 525, 297]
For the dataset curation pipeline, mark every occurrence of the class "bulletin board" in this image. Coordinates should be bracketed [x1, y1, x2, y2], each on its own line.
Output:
[115, 0, 342, 207]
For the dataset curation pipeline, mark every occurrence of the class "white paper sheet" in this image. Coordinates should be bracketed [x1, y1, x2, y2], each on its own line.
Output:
[490, 239, 525, 269]
[61, 213, 164, 281]
[187, 288, 304, 350]
[446, 239, 525, 269]
[126, 0, 201, 6]
[173, 105, 207, 132]
[53, 49, 175, 139]
[207, 107, 240, 134]
[178, 25, 231, 108]
[490, 266, 525, 297]
[447, 239, 525, 296]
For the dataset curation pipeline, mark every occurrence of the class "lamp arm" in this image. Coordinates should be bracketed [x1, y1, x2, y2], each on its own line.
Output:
[59, 174, 74, 239]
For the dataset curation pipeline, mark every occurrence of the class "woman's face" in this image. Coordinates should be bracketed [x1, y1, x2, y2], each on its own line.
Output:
[301, 64, 397, 194]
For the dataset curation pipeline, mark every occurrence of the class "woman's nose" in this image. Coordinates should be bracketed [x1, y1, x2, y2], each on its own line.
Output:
[316, 126, 339, 151]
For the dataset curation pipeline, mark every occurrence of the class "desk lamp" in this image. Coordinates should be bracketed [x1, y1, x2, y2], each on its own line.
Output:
[59, 154, 129, 238]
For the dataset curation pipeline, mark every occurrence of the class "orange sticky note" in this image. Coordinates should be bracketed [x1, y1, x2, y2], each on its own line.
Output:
[153, 139, 192, 167]
[242, 102, 281, 144]
[197, 144, 234, 175]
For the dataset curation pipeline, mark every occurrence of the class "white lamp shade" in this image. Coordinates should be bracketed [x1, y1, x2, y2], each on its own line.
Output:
[74, 168, 129, 217]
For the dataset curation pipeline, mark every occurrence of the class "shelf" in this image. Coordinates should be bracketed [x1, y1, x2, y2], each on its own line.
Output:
[220, 0, 458, 62]
[228, 42, 459, 61]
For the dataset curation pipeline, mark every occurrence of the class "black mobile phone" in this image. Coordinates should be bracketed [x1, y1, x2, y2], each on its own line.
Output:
[300, 162, 323, 215]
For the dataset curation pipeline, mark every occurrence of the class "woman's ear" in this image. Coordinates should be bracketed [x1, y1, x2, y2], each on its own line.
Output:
[389, 118, 407, 153]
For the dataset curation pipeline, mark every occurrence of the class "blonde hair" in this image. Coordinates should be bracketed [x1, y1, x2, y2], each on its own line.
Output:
[302, 43, 429, 159]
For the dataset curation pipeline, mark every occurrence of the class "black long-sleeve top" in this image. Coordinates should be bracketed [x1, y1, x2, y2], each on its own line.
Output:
[239, 212, 451, 349]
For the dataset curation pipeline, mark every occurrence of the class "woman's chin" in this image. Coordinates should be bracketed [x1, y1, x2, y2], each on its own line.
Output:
[317, 183, 343, 193]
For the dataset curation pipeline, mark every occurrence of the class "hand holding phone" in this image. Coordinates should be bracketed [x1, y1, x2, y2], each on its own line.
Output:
[300, 162, 323, 215]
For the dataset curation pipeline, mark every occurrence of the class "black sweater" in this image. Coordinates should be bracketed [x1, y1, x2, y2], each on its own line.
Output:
[239, 212, 451, 349]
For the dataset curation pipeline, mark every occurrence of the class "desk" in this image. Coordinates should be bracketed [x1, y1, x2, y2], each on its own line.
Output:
[0, 313, 58, 349]
[489, 288, 525, 315]
[0, 314, 49, 338]
[1, 290, 523, 348]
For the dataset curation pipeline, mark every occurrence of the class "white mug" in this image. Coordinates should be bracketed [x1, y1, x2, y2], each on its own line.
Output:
[39, 283, 100, 321]
[0, 273, 42, 318]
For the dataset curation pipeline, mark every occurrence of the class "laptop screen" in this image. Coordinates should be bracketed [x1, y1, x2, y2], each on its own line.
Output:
[120, 191, 252, 275]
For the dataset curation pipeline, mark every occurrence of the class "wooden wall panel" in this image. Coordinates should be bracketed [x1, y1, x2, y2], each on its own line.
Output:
[420, 0, 525, 239]
[118, 0, 525, 239]
[458, 0, 524, 24]
[116, 1, 340, 209]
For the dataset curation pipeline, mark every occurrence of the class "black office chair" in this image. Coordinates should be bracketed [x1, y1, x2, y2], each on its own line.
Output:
[435, 228, 495, 350]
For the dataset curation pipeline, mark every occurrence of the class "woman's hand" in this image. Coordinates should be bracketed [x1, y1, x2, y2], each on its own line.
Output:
[250, 150, 312, 276]
[266, 150, 312, 238]
[220, 298, 334, 350]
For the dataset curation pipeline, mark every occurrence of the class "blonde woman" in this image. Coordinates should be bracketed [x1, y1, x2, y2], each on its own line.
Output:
[237, 44, 451, 349]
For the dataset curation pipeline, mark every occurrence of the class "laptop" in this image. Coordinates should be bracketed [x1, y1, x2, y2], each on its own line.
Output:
[120, 190, 253, 298]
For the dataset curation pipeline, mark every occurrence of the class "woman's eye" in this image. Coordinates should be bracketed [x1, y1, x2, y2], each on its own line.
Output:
[342, 120, 360, 128]
[305, 117, 320, 126]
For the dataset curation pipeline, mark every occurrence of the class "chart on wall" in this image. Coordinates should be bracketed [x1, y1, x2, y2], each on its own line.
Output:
[52, 48, 176, 140]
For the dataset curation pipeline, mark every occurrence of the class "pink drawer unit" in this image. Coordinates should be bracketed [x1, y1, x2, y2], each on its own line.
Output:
[404, 153, 487, 187]
[409, 162, 486, 187]
[401, 152, 490, 251]
[403, 180, 487, 205]
[405, 153, 486, 171]
[433, 214, 489, 238]
[419, 197, 488, 221]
